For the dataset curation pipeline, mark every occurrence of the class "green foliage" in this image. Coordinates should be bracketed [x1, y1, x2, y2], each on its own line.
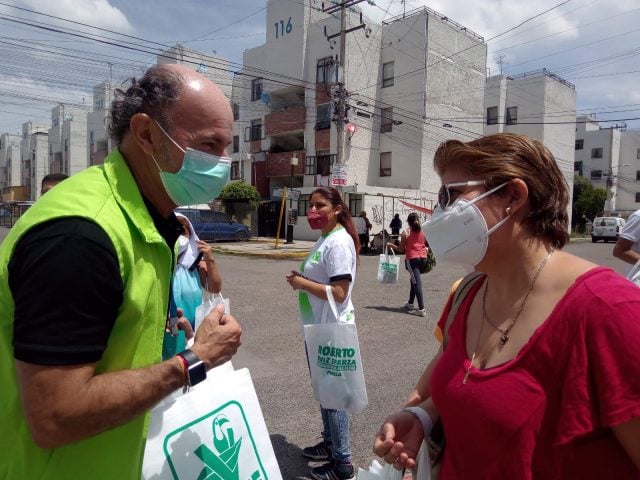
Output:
[572, 175, 606, 232]
[219, 181, 261, 223]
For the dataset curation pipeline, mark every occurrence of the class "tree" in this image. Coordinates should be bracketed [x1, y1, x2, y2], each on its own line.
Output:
[572, 175, 606, 233]
[218, 181, 261, 224]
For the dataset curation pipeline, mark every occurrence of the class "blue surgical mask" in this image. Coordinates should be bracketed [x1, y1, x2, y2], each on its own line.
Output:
[152, 120, 231, 207]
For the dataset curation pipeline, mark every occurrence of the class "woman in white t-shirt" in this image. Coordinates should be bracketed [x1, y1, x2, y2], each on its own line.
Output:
[285, 187, 360, 480]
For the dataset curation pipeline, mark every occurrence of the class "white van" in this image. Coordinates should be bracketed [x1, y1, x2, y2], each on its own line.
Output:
[591, 217, 626, 243]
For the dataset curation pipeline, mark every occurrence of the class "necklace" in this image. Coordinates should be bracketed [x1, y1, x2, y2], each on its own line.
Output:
[482, 249, 554, 350]
[463, 249, 555, 385]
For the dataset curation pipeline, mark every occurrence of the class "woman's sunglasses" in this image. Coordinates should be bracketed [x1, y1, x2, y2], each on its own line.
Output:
[437, 180, 485, 209]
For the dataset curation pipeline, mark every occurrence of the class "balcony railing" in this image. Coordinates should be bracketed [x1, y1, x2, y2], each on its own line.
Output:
[265, 106, 306, 136]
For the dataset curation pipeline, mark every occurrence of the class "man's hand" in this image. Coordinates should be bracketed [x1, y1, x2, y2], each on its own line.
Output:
[373, 411, 424, 470]
[190, 304, 242, 369]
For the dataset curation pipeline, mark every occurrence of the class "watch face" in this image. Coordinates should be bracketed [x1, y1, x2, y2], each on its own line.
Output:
[188, 360, 207, 386]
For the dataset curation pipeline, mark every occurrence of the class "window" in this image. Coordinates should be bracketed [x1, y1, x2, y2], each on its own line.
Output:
[382, 62, 394, 88]
[230, 161, 240, 180]
[250, 119, 262, 141]
[298, 194, 310, 214]
[575, 139, 584, 150]
[486, 106, 498, 125]
[232, 135, 239, 153]
[591, 147, 603, 158]
[96, 98, 104, 110]
[89, 131, 94, 143]
[305, 151, 334, 175]
[380, 107, 393, 133]
[356, 111, 371, 119]
[590, 169, 602, 180]
[575, 161, 583, 176]
[251, 78, 263, 101]
[315, 104, 331, 130]
[506, 106, 518, 125]
[637, 148, 640, 160]
[380, 152, 392, 177]
[53, 118, 58, 128]
[233, 102, 240, 121]
[636, 192, 640, 203]
[64, 139, 68, 152]
[636, 170, 640, 181]
[348, 195, 363, 216]
[316, 57, 337, 83]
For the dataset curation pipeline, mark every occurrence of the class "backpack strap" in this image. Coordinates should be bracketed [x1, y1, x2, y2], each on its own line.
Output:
[442, 271, 484, 350]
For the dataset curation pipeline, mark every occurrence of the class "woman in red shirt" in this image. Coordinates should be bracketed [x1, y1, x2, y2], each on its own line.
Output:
[373, 133, 640, 478]
[387, 213, 428, 317]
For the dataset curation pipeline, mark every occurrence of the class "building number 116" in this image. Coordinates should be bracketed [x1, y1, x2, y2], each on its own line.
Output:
[274, 17, 293, 38]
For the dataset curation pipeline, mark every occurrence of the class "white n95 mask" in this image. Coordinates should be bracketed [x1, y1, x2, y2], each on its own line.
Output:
[424, 182, 509, 266]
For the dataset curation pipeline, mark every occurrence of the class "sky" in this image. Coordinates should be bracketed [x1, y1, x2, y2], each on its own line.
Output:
[1, 0, 639, 137]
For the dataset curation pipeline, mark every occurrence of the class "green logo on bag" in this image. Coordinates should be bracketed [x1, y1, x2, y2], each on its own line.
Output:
[163, 401, 268, 480]
[381, 262, 397, 273]
[317, 344, 358, 376]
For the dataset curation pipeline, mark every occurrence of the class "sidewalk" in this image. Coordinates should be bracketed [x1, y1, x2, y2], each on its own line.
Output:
[211, 237, 315, 260]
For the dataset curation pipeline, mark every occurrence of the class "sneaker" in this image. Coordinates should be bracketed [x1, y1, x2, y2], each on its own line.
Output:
[404, 302, 415, 311]
[302, 441, 332, 460]
[413, 308, 426, 317]
[310, 461, 355, 480]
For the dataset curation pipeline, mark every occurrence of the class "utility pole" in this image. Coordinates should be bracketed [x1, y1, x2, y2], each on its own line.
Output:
[323, 1, 368, 193]
[496, 55, 507, 75]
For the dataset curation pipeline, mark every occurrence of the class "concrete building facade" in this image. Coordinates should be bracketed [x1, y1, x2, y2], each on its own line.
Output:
[0, 133, 23, 200]
[232, 0, 487, 240]
[574, 115, 640, 217]
[484, 69, 577, 225]
[87, 81, 115, 166]
[47, 104, 88, 183]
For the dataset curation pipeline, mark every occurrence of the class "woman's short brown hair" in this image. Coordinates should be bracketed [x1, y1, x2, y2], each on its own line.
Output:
[433, 133, 569, 248]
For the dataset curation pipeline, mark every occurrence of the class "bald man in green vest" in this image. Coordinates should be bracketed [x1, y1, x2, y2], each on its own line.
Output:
[0, 64, 242, 479]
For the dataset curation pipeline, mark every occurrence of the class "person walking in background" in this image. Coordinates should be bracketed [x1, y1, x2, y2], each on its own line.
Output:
[613, 208, 640, 272]
[355, 210, 371, 254]
[390, 213, 402, 235]
[163, 213, 224, 359]
[40, 172, 69, 195]
[0, 64, 242, 479]
[374, 133, 640, 477]
[285, 186, 360, 480]
[386, 212, 428, 317]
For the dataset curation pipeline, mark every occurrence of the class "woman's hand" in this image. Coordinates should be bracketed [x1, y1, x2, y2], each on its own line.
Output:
[373, 411, 424, 469]
[286, 271, 306, 290]
[197, 239, 215, 263]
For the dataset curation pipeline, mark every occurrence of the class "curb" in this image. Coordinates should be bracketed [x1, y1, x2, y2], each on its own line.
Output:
[211, 247, 310, 260]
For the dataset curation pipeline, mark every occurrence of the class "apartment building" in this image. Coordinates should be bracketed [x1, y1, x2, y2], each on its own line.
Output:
[0, 132, 23, 200]
[484, 69, 577, 224]
[575, 116, 640, 217]
[19, 122, 50, 200]
[47, 104, 88, 183]
[232, 0, 487, 240]
[87, 81, 115, 166]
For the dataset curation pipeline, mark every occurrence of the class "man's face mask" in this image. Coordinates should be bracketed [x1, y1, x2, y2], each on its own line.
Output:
[424, 181, 509, 267]
[152, 120, 231, 207]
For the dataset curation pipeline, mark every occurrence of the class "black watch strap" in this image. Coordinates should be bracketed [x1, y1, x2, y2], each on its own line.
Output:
[178, 349, 207, 387]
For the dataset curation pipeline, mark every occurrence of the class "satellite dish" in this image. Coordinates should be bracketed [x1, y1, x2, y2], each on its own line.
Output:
[260, 93, 271, 105]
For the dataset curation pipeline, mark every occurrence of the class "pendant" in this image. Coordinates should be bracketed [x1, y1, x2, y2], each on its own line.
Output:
[463, 368, 472, 385]
[463, 357, 474, 385]
[498, 332, 509, 349]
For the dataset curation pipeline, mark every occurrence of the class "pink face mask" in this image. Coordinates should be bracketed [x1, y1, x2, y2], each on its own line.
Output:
[307, 210, 329, 229]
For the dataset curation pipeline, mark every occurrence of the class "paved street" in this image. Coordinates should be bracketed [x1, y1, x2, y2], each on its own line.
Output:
[0, 225, 627, 477]
[216, 240, 627, 478]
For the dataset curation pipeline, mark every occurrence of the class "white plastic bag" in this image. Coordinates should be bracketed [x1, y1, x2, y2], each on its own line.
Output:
[377, 251, 400, 284]
[194, 291, 230, 331]
[627, 259, 640, 287]
[141, 367, 282, 479]
[303, 286, 368, 413]
[358, 442, 432, 480]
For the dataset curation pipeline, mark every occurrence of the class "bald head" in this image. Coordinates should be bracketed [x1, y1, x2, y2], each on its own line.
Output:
[108, 64, 231, 145]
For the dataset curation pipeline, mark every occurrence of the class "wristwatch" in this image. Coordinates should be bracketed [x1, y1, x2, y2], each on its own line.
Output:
[177, 349, 207, 388]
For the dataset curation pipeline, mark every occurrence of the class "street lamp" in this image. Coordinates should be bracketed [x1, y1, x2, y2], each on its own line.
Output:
[286, 156, 298, 244]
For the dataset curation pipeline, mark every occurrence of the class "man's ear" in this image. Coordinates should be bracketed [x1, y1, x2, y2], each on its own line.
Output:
[129, 113, 158, 156]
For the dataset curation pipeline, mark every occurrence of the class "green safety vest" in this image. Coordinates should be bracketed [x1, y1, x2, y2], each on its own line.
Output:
[0, 149, 173, 479]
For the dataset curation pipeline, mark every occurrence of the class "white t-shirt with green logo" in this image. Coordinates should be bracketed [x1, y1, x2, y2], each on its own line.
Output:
[299, 227, 356, 326]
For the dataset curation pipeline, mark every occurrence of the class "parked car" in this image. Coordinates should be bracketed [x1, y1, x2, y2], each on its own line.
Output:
[591, 216, 626, 243]
[175, 208, 251, 242]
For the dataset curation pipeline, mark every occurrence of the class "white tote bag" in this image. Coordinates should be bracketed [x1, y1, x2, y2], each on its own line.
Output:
[303, 286, 368, 413]
[377, 250, 400, 284]
[141, 367, 282, 480]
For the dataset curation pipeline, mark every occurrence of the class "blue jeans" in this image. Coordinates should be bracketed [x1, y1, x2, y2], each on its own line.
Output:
[406, 258, 426, 310]
[321, 407, 351, 463]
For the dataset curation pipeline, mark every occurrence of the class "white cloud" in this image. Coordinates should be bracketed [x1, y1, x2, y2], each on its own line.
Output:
[16, 0, 133, 33]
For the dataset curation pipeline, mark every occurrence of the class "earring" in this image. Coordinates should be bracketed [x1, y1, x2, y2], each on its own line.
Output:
[506, 206, 513, 216]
